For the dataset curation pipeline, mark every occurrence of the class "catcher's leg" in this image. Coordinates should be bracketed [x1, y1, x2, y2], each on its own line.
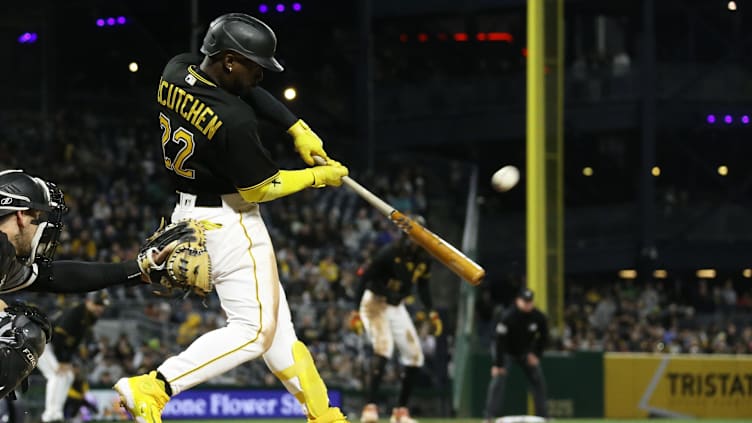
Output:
[264, 286, 347, 423]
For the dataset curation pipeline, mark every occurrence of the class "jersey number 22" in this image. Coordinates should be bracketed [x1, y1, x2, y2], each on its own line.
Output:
[160, 112, 196, 179]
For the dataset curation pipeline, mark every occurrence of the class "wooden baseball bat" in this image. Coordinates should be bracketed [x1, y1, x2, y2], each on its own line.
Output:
[314, 156, 485, 285]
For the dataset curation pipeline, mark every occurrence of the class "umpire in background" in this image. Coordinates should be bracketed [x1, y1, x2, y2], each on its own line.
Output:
[484, 288, 549, 421]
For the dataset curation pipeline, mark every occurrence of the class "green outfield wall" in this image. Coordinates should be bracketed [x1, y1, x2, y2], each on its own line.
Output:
[469, 351, 603, 417]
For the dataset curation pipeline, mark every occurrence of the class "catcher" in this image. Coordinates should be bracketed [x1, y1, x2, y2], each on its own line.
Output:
[0, 169, 203, 400]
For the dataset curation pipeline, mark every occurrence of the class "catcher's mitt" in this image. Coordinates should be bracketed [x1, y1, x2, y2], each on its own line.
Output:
[137, 219, 219, 297]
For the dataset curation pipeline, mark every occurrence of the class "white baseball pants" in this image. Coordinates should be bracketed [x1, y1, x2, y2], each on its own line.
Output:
[157, 193, 301, 396]
[359, 289, 424, 367]
[37, 347, 74, 422]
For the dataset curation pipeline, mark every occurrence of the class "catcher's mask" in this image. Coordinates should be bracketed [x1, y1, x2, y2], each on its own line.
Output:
[201, 13, 284, 72]
[0, 170, 67, 264]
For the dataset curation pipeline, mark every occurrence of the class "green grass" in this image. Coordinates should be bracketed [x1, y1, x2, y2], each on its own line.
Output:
[154, 420, 744, 422]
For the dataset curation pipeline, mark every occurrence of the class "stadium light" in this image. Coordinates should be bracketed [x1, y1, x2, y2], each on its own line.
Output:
[724, 114, 733, 124]
[292, 3, 302, 11]
[18, 32, 38, 44]
[618, 269, 637, 279]
[742, 115, 750, 124]
[706, 114, 716, 124]
[653, 269, 668, 279]
[97, 16, 128, 27]
[259, 4, 269, 13]
[128, 62, 139, 73]
[283, 87, 297, 101]
[696, 269, 716, 278]
[743, 268, 752, 278]
[718, 165, 728, 176]
[728, 1, 737, 11]
[651, 166, 661, 176]
[276, 4, 285, 12]
[582, 166, 593, 176]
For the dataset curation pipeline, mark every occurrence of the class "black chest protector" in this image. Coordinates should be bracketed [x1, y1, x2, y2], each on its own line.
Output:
[0, 302, 51, 399]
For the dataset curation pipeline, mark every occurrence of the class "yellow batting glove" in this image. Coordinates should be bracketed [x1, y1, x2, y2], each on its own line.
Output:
[348, 311, 364, 335]
[288, 119, 328, 166]
[310, 163, 348, 188]
[415, 310, 427, 322]
[429, 311, 443, 337]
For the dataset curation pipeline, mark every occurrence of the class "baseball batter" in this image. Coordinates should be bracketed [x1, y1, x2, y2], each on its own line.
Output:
[349, 225, 443, 423]
[113, 13, 350, 423]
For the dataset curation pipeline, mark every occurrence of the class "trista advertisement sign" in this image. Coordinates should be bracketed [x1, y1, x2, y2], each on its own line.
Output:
[88, 388, 342, 420]
[605, 353, 752, 418]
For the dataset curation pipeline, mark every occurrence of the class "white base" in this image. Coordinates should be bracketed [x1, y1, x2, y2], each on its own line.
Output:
[495, 416, 546, 423]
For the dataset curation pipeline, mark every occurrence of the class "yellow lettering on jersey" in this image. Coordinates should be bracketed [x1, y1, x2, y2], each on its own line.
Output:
[173, 88, 186, 111]
[166, 84, 176, 109]
[195, 106, 212, 131]
[157, 80, 224, 141]
[157, 78, 168, 106]
[203, 115, 223, 139]
[179, 93, 194, 120]
[186, 101, 205, 125]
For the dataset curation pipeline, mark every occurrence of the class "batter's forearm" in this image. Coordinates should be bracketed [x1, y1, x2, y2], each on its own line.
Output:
[237, 170, 315, 203]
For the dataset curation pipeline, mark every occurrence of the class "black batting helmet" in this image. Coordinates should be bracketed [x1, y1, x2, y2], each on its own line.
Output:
[0, 170, 67, 263]
[200, 13, 284, 72]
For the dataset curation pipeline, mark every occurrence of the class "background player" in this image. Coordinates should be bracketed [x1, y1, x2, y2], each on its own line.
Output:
[114, 13, 350, 423]
[349, 218, 443, 423]
[37, 290, 110, 423]
[484, 288, 549, 421]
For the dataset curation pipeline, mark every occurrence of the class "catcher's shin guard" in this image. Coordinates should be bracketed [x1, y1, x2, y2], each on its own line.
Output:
[274, 341, 347, 422]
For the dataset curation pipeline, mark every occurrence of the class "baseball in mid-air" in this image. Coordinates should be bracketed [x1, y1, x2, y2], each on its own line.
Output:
[491, 165, 520, 192]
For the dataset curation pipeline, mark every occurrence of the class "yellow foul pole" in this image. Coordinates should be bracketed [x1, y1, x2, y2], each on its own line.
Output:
[526, 0, 548, 313]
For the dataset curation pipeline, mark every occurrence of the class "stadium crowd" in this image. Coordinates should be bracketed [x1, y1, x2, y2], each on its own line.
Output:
[1, 110, 750, 398]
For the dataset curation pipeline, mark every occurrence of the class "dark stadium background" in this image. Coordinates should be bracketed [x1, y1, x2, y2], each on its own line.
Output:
[1, 0, 752, 421]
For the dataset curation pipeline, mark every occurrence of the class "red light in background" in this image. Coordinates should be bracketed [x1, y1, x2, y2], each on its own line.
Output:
[399, 31, 513, 43]
[487, 32, 513, 42]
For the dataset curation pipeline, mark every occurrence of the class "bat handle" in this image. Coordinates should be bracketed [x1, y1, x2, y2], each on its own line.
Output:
[312, 155, 395, 217]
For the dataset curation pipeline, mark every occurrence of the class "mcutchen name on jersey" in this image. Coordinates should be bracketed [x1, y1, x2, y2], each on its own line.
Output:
[157, 78, 223, 140]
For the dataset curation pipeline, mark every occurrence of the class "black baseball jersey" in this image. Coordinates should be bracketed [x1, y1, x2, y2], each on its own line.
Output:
[358, 240, 433, 308]
[157, 53, 279, 195]
[494, 306, 549, 366]
[51, 303, 98, 363]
